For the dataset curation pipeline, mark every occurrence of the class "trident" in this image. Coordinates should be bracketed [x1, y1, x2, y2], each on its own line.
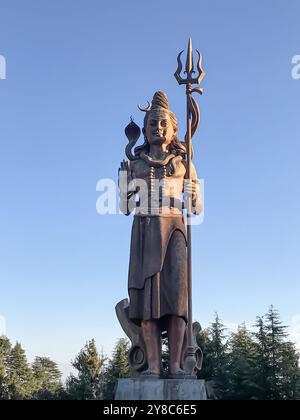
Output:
[174, 38, 205, 376]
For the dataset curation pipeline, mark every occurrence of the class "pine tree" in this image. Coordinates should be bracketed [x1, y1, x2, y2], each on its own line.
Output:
[66, 339, 106, 400]
[254, 306, 300, 400]
[0, 336, 12, 399]
[103, 338, 129, 400]
[252, 316, 269, 399]
[226, 323, 259, 399]
[279, 341, 300, 400]
[6, 342, 34, 399]
[197, 314, 229, 399]
[264, 306, 290, 399]
[31, 357, 63, 399]
[295, 368, 300, 400]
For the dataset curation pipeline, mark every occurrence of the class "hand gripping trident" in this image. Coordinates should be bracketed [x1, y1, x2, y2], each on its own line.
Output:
[174, 38, 205, 376]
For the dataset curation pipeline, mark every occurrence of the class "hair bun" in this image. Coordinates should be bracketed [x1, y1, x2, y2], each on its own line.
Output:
[152, 91, 169, 110]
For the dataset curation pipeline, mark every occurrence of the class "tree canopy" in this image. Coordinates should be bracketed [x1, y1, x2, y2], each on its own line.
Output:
[0, 306, 299, 400]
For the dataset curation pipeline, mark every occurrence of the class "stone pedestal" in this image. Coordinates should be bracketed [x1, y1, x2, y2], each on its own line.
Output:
[115, 378, 207, 400]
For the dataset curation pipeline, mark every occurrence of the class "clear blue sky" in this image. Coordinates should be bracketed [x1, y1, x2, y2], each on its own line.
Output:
[0, 0, 299, 374]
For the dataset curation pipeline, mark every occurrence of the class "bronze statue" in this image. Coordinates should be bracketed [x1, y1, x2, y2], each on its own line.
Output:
[117, 39, 205, 379]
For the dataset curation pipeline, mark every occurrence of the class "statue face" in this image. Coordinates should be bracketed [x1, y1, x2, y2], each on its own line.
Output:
[145, 109, 175, 146]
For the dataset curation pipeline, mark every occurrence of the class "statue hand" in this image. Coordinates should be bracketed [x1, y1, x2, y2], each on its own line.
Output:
[184, 179, 202, 214]
[118, 160, 134, 215]
[118, 159, 133, 191]
[183, 179, 197, 201]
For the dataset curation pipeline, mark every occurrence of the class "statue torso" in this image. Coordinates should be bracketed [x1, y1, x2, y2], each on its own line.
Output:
[130, 154, 186, 215]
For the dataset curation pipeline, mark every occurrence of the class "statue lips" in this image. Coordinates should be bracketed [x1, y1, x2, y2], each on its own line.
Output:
[150, 130, 167, 144]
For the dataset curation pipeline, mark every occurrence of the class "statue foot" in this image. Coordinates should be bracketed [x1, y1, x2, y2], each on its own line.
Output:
[140, 367, 160, 379]
[168, 368, 186, 379]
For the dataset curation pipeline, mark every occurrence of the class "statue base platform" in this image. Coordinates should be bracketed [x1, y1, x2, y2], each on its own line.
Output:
[115, 378, 207, 400]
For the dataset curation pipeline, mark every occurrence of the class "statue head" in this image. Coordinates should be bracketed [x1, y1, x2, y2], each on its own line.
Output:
[143, 91, 178, 147]
[135, 91, 186, 157]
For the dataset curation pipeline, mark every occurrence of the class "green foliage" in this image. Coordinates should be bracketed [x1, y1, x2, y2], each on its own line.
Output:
[6, 342, 34, 399]
[296, 370, 300, 400]
[253, 306, 300, 400]
[197, 313, 229, 398]
[66, 339, 106, 400]
[226, 323, 260, 399]
[31, 357, 63, 399]
[0, 336, 12, 399]
[65, 337, 129, 400]
[0, 336, 63, 400]
[198, 307, 300, 400]
[103, 338, 130, 400]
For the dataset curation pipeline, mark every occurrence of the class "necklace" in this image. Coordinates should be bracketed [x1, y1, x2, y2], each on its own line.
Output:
[140, 152, 175, 168]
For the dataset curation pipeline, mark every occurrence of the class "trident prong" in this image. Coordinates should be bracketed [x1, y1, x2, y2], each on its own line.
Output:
[195, 49, 205, 85]
[185, 37, 194, 75]
[174, 38, 205, 86]
[174, 50, 184, 84]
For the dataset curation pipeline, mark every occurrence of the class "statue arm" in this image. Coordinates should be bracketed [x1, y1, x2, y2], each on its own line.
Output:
[184, 162, 203, 215]
[190, 163, 203, 215]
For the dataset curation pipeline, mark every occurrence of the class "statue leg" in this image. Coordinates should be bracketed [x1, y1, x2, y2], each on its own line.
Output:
[168, 315, 186, 376]
[141, 319, 161, 376]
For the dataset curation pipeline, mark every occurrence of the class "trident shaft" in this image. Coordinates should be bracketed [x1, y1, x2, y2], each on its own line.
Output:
[174, 38, 205, 376]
